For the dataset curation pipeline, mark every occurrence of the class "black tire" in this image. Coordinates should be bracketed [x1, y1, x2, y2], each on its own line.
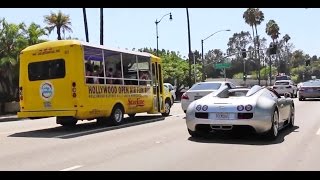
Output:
[188, 129, 202, 138]
[266, 110, 279, 140]
[56, 117, 78, 127]
[161, 100, 171, 117]
[110, 104, 124, 126]
[171, 96, 175, 104]
[288, 106, 295, 128]
[128, 113, 136, 118]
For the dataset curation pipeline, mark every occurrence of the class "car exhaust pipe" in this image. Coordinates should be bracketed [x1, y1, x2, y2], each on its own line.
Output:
[210, 125, 233, 130]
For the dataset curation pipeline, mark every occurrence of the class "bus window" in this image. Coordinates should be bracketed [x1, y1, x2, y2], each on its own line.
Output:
[137, 55, 151, 86]
[28, 59, 65, 81]
[104, 50, 122, 85]
[84, 46, 104, 84]
[122, 53, 138, 85]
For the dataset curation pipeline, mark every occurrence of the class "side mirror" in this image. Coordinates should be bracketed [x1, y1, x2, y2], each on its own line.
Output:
[284, 92, 291, 98]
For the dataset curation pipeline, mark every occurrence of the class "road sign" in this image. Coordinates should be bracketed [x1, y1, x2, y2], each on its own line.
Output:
[214, 63, 231, 69]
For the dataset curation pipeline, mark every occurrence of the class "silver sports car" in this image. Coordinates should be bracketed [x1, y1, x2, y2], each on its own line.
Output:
[186, 85, 295, 139]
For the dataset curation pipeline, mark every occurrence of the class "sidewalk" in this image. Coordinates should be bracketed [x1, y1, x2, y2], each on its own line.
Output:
[0, 114, 21, 122]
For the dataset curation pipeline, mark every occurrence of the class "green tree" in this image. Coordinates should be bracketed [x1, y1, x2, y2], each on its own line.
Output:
[25, 22, 47, 45]
[44, 11, 72, 40]
[243, 8, 264, 84]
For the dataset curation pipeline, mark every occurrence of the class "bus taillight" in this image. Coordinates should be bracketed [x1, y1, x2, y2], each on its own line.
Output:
[72, 82, 77, 98]
[19, 86, 23, 101]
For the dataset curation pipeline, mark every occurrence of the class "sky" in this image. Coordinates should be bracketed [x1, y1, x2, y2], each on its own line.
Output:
[0, 8, 318, 58]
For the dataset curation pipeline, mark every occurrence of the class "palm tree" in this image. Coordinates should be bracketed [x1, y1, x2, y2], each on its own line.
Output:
[243, 8, 264, 85]
[44, 11, 72, 40]
[266, 20, 280, 42]
[266, 20, 280, 75]
[25, 22, 47, 45]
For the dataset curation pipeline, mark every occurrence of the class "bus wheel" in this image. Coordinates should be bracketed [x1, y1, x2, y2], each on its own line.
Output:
[110, 104, 124, 125]
[161, 100, 171, 117]
[128, 113, 136, 118]
[57, 117, 78, 127]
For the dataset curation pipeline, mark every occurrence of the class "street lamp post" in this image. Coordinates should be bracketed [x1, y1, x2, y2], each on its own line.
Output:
[201, 29, 231, 82]
[155, 12, 172, 56]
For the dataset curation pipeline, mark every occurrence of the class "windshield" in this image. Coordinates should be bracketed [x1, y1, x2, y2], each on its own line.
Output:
[190, 82, 222, 91]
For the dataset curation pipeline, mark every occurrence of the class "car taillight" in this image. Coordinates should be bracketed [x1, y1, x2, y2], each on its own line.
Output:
[245, 104, 253, 111]
[181, 93, 189, 100]
[19, 86, 23, 101]
[237, 105, 244, 111]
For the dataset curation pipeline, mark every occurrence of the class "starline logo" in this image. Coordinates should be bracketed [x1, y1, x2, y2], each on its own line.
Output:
[128, 98, 144, 107]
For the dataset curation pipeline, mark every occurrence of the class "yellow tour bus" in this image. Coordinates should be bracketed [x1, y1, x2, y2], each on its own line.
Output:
[17, 40, 172, 127]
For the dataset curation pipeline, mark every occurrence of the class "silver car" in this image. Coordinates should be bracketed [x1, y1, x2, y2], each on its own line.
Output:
[186, 85, 295, 140]
[299, 80, 320, 101]
[181, 81, 236, 113]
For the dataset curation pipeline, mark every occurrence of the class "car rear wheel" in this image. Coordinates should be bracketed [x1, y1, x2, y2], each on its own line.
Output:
[266, 110, 279, 140]
[188, 129, 202, 138]
[289, 106, 295, 128]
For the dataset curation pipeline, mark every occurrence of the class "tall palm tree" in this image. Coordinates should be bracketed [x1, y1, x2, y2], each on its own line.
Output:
[266, 19, 280, 75]
[82, 8, 89, 42]
[44, 10, 72, 40]
[25, 22, 47, 45]
[243, 8, 264, 85]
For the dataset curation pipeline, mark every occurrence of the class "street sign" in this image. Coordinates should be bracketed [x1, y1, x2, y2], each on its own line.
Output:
[214, 63, 231, 69]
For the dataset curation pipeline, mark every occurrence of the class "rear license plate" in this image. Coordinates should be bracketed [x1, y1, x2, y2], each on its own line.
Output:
[216, 113, 229, 119]
[194, 96, 202, 100]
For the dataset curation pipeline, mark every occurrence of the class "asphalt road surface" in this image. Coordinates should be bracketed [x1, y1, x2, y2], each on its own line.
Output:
[0, 99, 320, 171]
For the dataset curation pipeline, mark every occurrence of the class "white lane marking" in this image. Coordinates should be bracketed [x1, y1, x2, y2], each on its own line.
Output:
[60, 165, 82, 171]
[54, 113, 185, 138]
[316, 128, 320, 135]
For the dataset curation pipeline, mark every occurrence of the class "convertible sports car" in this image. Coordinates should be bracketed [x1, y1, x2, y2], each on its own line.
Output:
[186, 85, 295, 140]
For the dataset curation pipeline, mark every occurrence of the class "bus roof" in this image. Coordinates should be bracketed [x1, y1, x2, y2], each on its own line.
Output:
[21, 40, 160, 60]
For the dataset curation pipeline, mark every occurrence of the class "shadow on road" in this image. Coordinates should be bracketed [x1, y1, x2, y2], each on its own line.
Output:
[188, 126, 299, 145]
[9, 115, 165, 139]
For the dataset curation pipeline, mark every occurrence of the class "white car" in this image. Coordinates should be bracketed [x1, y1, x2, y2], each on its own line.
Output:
[164, 83, 176, 103]
[181, 81, 236, 113]
[273, 80, 298, 98]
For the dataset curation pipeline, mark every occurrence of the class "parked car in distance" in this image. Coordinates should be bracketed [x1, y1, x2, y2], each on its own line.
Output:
[164, 83, 176, 104]
[181, 81, 236, 113]
[273, 80, 298, 98]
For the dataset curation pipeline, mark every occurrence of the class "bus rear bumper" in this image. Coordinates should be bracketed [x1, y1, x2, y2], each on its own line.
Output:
[18, 110, 76, 118]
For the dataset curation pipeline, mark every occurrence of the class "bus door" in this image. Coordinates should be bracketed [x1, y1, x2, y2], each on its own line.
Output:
[152, 62, 161, 112]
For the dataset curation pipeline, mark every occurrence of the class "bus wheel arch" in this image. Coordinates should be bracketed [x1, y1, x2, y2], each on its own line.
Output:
[110, 103, 125, 125]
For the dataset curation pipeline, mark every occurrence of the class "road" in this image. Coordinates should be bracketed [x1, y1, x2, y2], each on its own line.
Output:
[0, 99, 320, 170]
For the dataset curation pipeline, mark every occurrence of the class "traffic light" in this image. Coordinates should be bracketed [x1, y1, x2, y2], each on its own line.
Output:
[269, 42, 277, 55]
[241, 49, 246, 58]
[306, 60, 311, 66]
